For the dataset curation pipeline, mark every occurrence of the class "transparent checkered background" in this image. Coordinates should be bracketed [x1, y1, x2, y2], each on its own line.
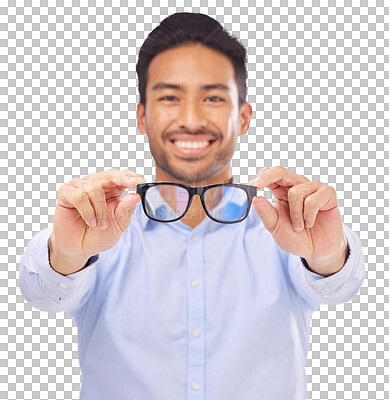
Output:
[1, 0, 388, 399]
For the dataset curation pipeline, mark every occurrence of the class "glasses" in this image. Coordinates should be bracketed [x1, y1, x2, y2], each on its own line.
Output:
[136, 182, 257, 224]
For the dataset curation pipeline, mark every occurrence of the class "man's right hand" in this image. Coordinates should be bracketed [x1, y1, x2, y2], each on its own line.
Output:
[49, 169, 146, 275]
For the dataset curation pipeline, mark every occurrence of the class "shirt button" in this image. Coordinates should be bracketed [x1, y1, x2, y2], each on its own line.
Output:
[50, 299, 56, 303]
[317, 281, 326, 286]
[323, 295, 329, 298]
[59, 283, 68, 288]
[191, 234, 199, 242]
[192, 328, 200, 337]
[191, 279, 200, 287]
[191, 381, 200, 390]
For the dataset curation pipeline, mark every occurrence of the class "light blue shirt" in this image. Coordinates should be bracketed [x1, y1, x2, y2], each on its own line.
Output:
[19, 180, 366, 400]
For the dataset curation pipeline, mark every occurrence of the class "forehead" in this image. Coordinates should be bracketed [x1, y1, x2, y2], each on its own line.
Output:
[146, 44, 237, 93]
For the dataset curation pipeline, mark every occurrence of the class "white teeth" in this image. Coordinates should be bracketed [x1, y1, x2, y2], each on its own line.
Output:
[174, 140, 210, 149]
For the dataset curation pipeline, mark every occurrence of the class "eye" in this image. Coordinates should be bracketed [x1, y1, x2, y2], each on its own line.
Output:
[207, 96, 224, 102]
[159, 96, 177, 101]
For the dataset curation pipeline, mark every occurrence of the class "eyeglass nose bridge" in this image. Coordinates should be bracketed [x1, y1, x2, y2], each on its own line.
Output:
[187, 185, 206, 197]
[184, 185, 207, 211]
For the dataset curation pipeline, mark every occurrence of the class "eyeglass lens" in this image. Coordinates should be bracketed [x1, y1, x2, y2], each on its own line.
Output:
[144, 184, 249, 222]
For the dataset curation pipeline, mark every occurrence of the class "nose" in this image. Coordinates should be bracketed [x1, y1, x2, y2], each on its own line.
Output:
[177, 98, 207, 131]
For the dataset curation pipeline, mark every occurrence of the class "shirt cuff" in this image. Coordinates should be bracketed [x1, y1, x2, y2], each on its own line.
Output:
[31, 227, 99, 304]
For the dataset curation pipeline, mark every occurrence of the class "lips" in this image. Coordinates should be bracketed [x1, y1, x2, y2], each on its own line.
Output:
[169, 134, 216, 143]
[169, 138, 215, 156]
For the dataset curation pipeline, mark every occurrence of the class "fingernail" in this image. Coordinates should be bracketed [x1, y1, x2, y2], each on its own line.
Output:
[90, 218, 96, 227]
[100, 219, 107, 227]
[293, 223, 303, 231]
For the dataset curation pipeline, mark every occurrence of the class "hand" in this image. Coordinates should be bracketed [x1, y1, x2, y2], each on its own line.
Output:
[52, 168, 146, 260]
[248, 166, 348, 273]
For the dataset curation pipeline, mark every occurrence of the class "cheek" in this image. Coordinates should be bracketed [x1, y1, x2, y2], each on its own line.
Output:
[226, 113, 240, 135]
[149, 108, 175, 129]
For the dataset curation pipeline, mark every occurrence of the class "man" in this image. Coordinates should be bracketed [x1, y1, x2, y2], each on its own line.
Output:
[19, 12, 366, 400]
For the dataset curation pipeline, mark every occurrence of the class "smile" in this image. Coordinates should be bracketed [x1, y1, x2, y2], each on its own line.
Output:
[170, 139, 216, 155]
[174, 140, 210, 149]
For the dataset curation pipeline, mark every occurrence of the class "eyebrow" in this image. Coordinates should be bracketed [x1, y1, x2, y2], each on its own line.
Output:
[151, 82, 230, 92]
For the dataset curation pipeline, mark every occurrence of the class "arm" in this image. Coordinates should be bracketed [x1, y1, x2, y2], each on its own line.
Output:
[248, 167, 366, 309]
[19, 169, 143, 316]
[19, 227, 99, 315]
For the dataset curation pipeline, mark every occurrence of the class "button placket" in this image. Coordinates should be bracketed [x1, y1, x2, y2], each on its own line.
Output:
[186, 231, 205, 398]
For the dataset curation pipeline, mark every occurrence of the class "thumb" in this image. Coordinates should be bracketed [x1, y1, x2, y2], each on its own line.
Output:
[115, 192, 141, 231]
[252, 196, 278, 234]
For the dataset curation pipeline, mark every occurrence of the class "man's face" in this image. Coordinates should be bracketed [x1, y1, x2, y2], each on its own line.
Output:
[137, 43, 252, 184]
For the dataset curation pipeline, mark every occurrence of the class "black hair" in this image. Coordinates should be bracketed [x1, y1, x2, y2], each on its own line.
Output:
[136, 12, 247, 110]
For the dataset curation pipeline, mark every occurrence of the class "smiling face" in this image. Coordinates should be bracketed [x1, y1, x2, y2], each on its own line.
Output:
[137, 43, 252, 185]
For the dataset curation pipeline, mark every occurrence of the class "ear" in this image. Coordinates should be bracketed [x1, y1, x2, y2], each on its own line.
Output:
[238, 102, 252, 137]
[137, 102, 147, 134]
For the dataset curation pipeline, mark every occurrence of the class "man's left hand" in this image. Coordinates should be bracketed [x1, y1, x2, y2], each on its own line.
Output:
[248, 166, 349, 275]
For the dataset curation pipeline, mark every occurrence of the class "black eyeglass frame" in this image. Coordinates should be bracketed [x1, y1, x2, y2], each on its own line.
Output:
[136, 182, 257, 224]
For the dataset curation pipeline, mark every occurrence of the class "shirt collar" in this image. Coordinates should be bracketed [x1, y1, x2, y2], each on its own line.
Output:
[133, 176, 239, 232]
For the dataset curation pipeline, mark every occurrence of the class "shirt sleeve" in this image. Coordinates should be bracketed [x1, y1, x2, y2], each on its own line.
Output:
[18, 226, 99, 315]
[287, 224, 366, 310]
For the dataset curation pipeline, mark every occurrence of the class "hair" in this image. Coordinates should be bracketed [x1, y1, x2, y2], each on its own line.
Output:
[136, 12, 247, 110]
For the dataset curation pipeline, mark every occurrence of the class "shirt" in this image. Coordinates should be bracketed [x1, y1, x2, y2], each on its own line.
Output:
[19, 179, 366, 400]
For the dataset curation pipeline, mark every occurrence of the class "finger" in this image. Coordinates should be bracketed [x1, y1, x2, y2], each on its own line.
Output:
[105, 176, 146, 201]
[76, 170, 146, 227]
[287, 181, 322, 232]
[58, 184, 98, 228]
[105, 185, 130, 201]
[120, 169, 147, 181]
[249, 166, 310, 190]
[117, 169, 147, 185]
[261, 184, 290, 202]
[81, 169, 146, 205]
[252, 195, 279, 235]
[83, 168, 146, 189]
[115, 191, 142, 233]
[248, 167, 287, 200]
[69, 179, 109, 229]
[248, 167, 272, 183]
[303, 185, 338, 228]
